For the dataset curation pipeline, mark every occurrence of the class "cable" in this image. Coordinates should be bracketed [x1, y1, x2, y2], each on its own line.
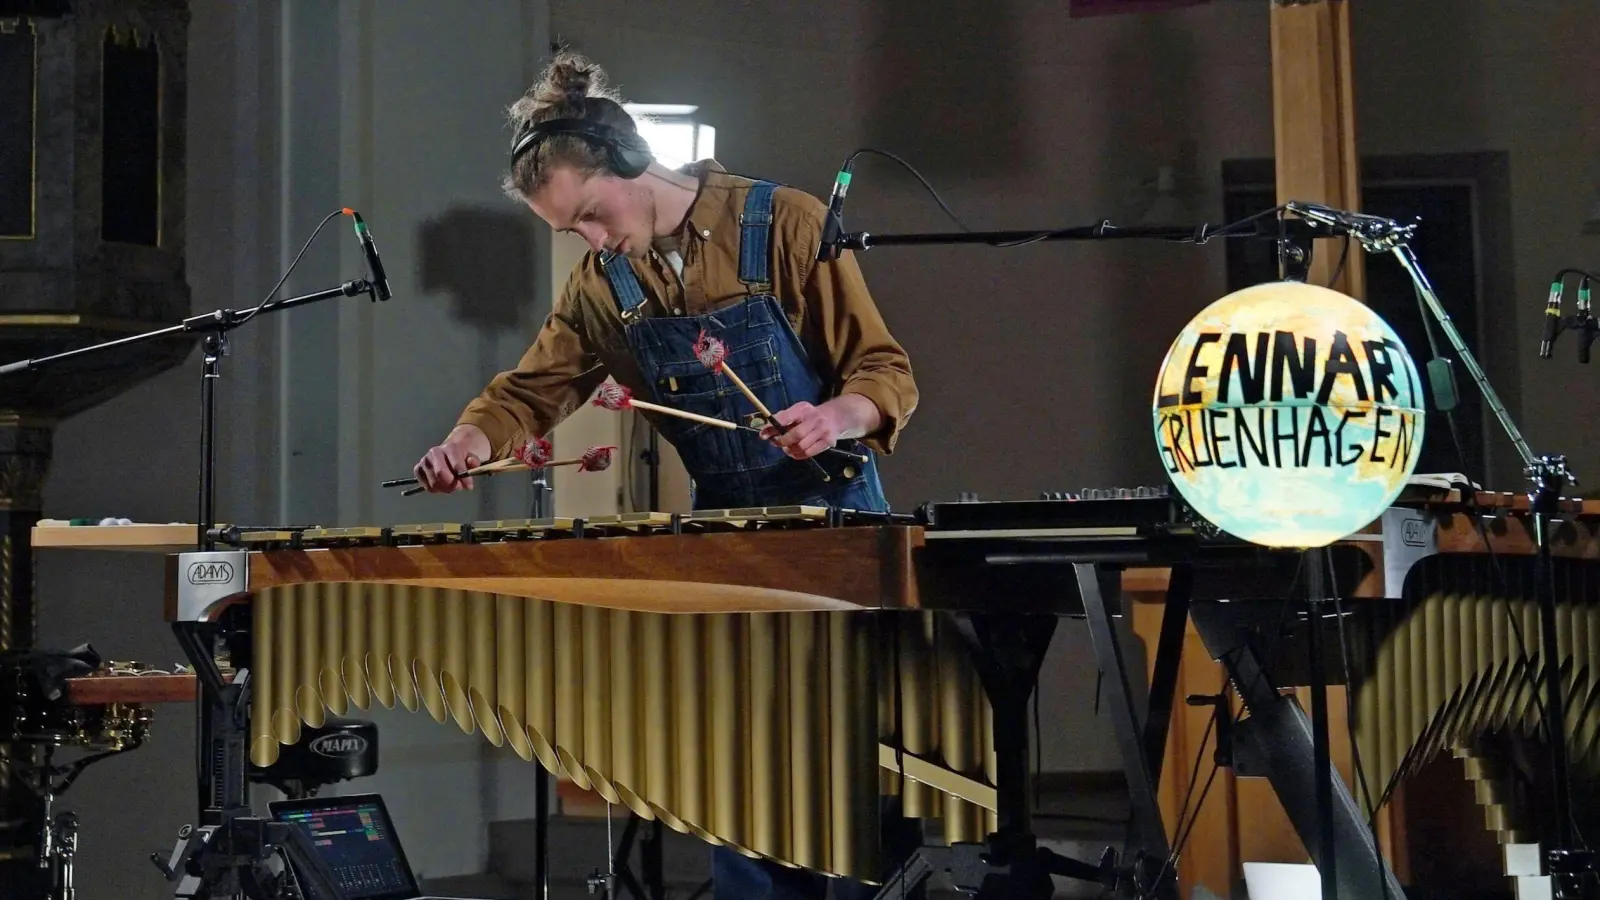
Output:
[835, 148, 975, 236]
[1408, 278, 1476, 485]
[232, 208, 350, 329]
[1325, 236, 1351, 289]
[1323, 546, 1392, 900]
[1137, 554, 1309, 899]
[829, 146, 1294, 249]
[1553, 267, 1600, 285]
[890, 615, 906, 900]
[1142, 691, 1224, 898]
[1034, 675, 1043, 812]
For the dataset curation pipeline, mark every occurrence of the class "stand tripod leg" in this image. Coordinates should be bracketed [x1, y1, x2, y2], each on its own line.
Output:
[642, 819, 664, 900]
[1306, 549, 1337, 899]
[534, 770, 549, 900]
[1189, 600, 1405, 899]
[872, 605, 1128, 900]
[1076, 562, 1181, 898]
[1531, 505, 1595, 896]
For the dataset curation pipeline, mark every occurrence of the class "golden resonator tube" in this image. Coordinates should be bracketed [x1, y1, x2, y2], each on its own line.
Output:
[249, 583, 997, 882]
[1353, 559, 1600, 805]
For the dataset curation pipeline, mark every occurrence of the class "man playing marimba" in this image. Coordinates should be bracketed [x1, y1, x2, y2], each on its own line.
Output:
[412, 50, 920, 900]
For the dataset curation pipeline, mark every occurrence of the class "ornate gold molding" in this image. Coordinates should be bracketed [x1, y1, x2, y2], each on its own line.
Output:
[0, 412, 56, 429]
[0, 313, 171, 333]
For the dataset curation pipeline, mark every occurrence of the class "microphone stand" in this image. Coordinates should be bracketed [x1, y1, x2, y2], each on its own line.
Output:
[825, 201, 1414, 899]
[0, 274, 384, 900]
[1286, 201, 1594, 898]
[828, 216, 1322, 284]
[834, 220, 1305, 251]
[0, 279, 380, 551]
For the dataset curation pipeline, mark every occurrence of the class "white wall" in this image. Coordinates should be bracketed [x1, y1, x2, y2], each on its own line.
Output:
[271, 0, 556, 882]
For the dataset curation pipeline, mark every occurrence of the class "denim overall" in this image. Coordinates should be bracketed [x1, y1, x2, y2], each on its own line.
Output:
[601, 182, 916, 899]
[602, 181, 888, 514]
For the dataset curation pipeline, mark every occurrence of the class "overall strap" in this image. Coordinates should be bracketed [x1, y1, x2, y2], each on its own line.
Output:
[738, 181, 779, 289]
[600, 250, 649, 320]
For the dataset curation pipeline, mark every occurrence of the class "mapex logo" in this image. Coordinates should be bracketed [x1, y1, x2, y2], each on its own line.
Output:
[309, 734, 368, 758]
[1402, 517, 1429, 547]
[186, 561, 235, 585]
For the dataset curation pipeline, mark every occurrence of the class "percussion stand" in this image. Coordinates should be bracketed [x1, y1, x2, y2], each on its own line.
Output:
[871, 611, 1099, 900]
[0, 271, 385, 900]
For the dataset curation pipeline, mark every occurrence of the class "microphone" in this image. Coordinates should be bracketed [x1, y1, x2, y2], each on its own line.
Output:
[1577, 278, 1595, 364]
[344, 208, 393, 301]
[1540, 278, 1564, 359]
[815, 157, 856, 263]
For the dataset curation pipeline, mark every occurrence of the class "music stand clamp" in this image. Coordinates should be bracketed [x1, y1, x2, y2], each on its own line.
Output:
[1, 270, 384, 900]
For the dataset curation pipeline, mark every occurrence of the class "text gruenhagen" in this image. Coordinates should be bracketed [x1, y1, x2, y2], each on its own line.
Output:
[1155, 330, 1421, 475]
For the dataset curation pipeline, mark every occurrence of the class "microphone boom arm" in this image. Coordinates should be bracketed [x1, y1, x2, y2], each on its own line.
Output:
[0, 275, 380, 549]
[1283, 200, 1536, 470]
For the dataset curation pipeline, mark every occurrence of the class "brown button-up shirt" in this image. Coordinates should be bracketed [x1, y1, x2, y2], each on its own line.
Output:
[455, 160, 919, 460]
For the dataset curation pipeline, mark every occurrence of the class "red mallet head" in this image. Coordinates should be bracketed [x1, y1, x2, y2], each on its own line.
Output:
[513, 436, 554, 467]
[592, 381, 633, 411]
[693, 330, 727, 371]
[580, 445, 618, 472]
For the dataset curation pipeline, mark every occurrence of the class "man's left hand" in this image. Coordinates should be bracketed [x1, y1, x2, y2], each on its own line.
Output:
[761, 396, 879, 460]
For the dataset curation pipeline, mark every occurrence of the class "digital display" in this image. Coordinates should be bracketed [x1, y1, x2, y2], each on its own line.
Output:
[275, 799, 415, 900]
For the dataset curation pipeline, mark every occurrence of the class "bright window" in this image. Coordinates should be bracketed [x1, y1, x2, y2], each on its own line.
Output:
[625, 104, 716, 170]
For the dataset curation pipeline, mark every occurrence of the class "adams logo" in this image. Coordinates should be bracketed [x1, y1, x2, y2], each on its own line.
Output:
[186, 561, 235, 585]
[309, 734, 368, 758]
[1402, 517, 1429, 547]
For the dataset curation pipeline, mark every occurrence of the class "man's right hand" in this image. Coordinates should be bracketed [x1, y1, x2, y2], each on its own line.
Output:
[414, 424, 493, 493]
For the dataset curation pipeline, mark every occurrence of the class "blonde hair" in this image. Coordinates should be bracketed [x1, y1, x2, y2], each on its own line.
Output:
[503, 51, 642, 198]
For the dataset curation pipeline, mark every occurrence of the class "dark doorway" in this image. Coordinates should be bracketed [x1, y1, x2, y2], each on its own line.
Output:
[1221, 154, 1516, 487]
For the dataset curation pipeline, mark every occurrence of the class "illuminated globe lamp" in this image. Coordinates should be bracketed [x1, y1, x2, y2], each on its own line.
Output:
[1151, 280, 1426, 549]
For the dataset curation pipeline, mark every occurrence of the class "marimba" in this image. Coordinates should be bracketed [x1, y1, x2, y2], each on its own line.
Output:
[153, 496, 1280, 895]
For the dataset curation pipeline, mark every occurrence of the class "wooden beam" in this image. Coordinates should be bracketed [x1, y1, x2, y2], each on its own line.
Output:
[1270, 0, 1366, 300]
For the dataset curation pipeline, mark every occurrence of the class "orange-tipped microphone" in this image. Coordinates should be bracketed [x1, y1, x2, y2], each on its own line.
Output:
[342, 207, 392, 302]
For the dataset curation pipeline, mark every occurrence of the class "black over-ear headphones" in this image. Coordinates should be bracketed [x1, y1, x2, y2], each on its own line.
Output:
[510, 118, 654, 180]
